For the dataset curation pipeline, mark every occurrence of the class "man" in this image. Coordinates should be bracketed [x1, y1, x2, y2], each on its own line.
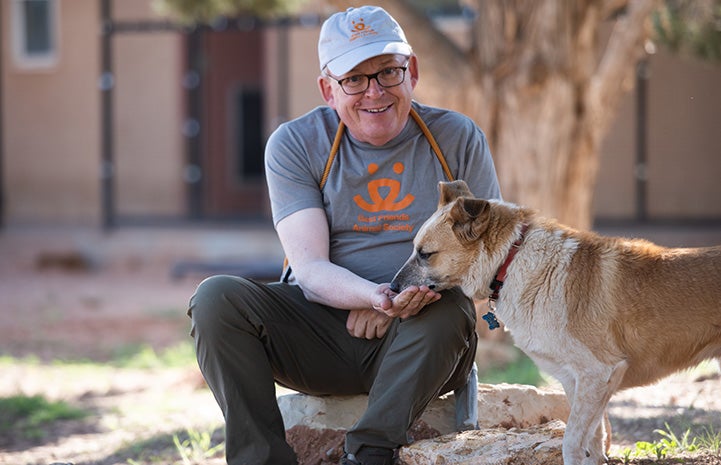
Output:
[188, 5, 501, 465]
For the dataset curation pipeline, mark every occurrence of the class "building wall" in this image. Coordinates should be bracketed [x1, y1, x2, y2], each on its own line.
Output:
[3, 0, 101, 225]
[112, 1, 185, 219]
[593, 48, 721, 221]
[646, 50, 721, 219]
[1, 0, 184, 226]
[2, 2, 719, 226]
[287, 24, 326, 119]
[593, 78, 637, 219]
[113, 31, 185, 219]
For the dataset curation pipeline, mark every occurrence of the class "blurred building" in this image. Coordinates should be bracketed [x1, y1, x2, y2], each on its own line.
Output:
[1, 0, 720, 228]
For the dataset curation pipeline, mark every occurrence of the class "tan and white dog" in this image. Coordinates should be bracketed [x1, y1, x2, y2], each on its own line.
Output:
[390, 180, 721, 465]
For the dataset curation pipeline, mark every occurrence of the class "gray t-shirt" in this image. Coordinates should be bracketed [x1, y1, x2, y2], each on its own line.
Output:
[265, 101, 501, 284]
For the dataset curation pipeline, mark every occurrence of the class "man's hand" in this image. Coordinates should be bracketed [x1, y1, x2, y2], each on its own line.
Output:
[346, 309, 393, 339]
[371, 283, 441, 320]
[346, 284, 442, 338]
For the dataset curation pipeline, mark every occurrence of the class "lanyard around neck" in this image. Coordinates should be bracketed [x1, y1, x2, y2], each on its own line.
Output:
[318, 107, 455, 189]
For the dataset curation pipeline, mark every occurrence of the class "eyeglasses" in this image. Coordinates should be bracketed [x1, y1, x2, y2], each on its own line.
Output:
[328, 63, 408, 95]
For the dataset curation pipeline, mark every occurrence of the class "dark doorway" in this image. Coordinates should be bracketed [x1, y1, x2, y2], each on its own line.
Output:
[200, 27, 269, 219]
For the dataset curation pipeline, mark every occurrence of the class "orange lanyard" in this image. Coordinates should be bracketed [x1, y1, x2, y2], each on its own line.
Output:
[319, 107, 455, 189]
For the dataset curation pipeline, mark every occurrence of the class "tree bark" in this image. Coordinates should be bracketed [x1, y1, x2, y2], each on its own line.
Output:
[328, 0, 658, 229]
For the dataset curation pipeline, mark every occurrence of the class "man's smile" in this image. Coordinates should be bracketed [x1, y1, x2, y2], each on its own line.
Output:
[363, 105, 392, 113]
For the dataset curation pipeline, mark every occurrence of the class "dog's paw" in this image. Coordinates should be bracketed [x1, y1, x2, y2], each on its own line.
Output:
[580, 449, 606, 465]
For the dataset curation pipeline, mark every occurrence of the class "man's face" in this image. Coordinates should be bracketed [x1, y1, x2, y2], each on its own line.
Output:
[318, 54, 419, 146]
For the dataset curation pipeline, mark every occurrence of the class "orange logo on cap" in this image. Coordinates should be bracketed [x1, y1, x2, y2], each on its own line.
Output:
[349, 17, 378, 42]
[352, 19, 367, 32]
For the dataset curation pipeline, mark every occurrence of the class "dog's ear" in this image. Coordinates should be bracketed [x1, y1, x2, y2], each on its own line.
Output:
[449, 198, 491, 243]
[438, 180, 474, 207]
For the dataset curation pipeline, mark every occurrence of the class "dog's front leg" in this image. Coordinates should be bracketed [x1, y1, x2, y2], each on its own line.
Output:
[557, 376, 591, 465]
[562, 361, 628, 465]
[563, 388, 607, 464]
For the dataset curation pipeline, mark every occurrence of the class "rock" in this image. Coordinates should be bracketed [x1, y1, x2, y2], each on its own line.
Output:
[474, 383, 570, 429]
[280, 383, 570, 465]
[397, 420, 566, 465]
[280, 394, 370, 431]
[286, 425, 345, 465]
[280, 383, 569, 434]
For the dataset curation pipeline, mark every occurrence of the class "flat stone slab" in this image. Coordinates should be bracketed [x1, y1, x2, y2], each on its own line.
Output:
[398, 420, 566, 465]
[280, 383, 569, 435]
[280, 383, 570, 465]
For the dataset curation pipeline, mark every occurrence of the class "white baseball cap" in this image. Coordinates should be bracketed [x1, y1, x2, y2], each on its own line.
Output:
[318, 6, 413, 76]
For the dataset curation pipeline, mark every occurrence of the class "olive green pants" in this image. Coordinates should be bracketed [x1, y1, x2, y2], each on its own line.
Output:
[188, 276, 477, 465]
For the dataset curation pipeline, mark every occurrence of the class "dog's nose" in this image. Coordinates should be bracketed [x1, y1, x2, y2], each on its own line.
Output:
[389, 281, 401, 293]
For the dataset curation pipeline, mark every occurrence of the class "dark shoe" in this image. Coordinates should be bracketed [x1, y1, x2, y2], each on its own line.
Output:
[340, 446, 396, 465]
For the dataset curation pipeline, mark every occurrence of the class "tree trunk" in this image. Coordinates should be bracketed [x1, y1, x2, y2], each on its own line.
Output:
[329, 0, 657, 229]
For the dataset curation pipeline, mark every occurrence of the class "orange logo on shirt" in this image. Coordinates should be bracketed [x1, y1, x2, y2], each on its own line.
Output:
[353, 162, 414, 212]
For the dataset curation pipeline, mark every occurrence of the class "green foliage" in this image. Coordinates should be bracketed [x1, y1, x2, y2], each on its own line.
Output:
[654, 422, 699, 454]
[652, 0, 721, 61]
[111, 342, 197, 369]
[113, 430, 216, 465]
[152, 0, 304, 23]
[477, 349, 547, 387]
[634, 439, 670, 460]
[613, 422, 721, 462]
[173, 428, 225, 464]
[697, 425, 721, 455]
[0, 395, 87, 440]
[619, 446, 634, 464]
[0, 342, 197, 371]
[0, 354, 41, 365]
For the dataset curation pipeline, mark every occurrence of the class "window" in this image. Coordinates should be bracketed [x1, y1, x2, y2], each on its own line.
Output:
[11, 0, 59, 69]
[234, 88, 265, 180]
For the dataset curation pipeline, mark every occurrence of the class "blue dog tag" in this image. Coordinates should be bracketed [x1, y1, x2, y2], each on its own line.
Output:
[482, 311, 500, 330]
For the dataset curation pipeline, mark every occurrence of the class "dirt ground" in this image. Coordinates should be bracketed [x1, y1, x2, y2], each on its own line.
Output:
[1, 224, 720, 465]
[0, 225, 279, 465]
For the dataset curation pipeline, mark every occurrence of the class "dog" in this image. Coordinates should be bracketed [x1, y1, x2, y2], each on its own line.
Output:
[390, 180, 721, 465]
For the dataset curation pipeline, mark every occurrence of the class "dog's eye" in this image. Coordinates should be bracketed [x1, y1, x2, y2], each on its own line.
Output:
[417, 250, 435, 261]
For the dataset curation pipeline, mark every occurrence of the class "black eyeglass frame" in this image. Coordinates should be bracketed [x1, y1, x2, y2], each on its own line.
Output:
[326, 62, 409, 96]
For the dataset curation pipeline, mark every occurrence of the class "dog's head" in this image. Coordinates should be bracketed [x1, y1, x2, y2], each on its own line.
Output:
[390, 180, 513, 298]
